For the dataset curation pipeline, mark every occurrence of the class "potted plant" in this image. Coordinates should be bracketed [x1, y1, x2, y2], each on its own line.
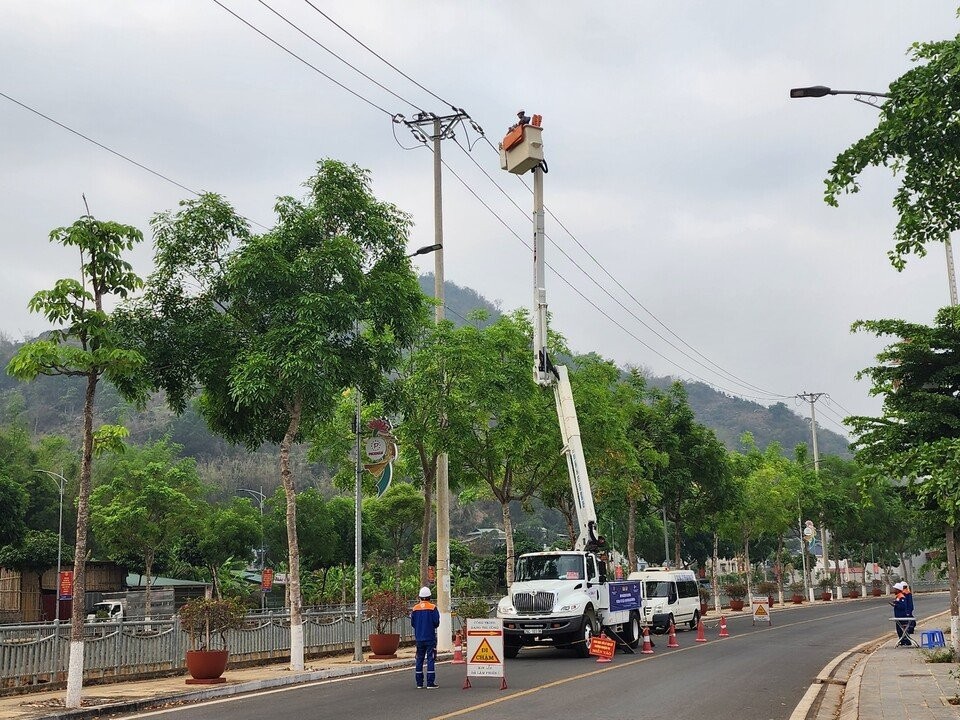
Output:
[789, 581, 805, 603]
[698, 585, 710, 615]
[845, 580, 861, 599]
[757, 581, 778, 607]
[178, 597, 247, 684]
[366, 589, 409, 658]
[723, 582, 747, 611]
[871, 579, 883, 596]
[817, 575, 833, 601]
[454, 597, 491, 632]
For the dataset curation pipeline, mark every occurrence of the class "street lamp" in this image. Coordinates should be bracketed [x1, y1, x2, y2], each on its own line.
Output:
[790, 83, 959, 305]
[35, 469, 66, 623]
[238, 487, 266, 610]
[407, 243, 442, 258]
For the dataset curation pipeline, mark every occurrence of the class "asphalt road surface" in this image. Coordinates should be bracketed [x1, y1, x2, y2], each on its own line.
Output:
[121, 593, 949, 720]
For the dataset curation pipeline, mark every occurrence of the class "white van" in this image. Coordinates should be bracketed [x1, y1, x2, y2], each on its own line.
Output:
[627, 568, 701, 632]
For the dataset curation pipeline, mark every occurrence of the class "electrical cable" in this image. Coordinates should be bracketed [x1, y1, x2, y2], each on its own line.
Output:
[479, 136, 792, 400]
[0, 90, 271, 230]
[457, 138, 788, 399]
[439, 153, 784, 403]
[825, 395, 857, 417]
[300, 0, 457, 111]
[254, 0, 426, 114]
[210, 0, 395, 117]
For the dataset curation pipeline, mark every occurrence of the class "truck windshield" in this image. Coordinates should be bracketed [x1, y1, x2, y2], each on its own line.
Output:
[515, 555, 584, 581]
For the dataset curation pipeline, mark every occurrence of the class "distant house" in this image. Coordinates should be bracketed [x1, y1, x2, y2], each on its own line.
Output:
[0, 561, 126, 623]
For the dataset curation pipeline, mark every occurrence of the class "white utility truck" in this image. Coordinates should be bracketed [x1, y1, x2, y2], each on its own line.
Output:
[495, 114, 643, 658]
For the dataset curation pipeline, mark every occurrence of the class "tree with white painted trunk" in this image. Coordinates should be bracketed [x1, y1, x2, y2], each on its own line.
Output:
[122, 160, 428, 670]
[6, 215, 147, 708]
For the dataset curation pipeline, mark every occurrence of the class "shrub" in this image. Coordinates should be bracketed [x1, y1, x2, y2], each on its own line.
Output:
[788, 581, 805, 594]
[178, 597, 247, 651]
[723, 583, 747, 600]
[454, 598, 491, 630]
[366, 590, 409, 634]
[757, 581, 778, 595]
[922, 647, 956, 663]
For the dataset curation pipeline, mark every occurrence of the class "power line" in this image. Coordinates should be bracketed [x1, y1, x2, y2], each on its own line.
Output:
[479, 136, 791, 400]
[300, 0, 458, 111]
[210, 0, 395, 117]
[439, 154, 783, 403]
[253, 0, 425, 114]
[457, 137, 789, 399]
[0, 90, 272, 231]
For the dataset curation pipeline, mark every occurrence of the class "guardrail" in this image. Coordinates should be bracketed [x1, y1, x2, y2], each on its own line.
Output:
[0, 610, 407, 693]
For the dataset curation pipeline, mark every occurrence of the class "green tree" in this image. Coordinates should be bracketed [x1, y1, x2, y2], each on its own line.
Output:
[848, 305, 960, 650]
[189, 497, 261, 599]
[90, 440, 204, 617]
[0, 530, 64, 608]
[825, 20, 960, 271]
[128, 160, 428, 670]
[365, 481, 424, 570]
[6, 215, 145, 708]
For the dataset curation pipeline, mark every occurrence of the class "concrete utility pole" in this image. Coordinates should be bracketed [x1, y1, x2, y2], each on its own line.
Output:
[798, 391, 831, 599]
[402, 110, 469, 653]
[353, 384, 363, 662]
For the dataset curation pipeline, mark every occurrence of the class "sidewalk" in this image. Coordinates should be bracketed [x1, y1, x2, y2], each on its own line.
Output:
[0, 646, 430, 720]
[842, 615, 960, 720]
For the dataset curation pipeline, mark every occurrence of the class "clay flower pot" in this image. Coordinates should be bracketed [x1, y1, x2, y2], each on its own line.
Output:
[185, 649, 228, 683]
[369, 633, 401, 658]
[729, 599, 745, 611]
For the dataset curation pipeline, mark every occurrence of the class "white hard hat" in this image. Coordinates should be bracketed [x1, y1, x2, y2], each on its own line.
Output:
[419, 586, 432, 599]
[894, 582, 905, 590]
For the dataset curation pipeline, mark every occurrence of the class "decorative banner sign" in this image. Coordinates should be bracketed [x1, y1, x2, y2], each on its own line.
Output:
[58, 571, 73, 601]
[589, 634, 616, 660]
[261, 568, 274, 592]
[466, 618, 505, 678]
[363, 417, 399, 497]
[365, 436, 388, 462]
[751, 596, 772, 626]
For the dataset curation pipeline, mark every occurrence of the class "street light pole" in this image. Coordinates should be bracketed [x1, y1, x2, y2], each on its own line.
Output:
[790, 84, 959, 306]
[238, 487, 266, 610]
[35, 470, 66, 623]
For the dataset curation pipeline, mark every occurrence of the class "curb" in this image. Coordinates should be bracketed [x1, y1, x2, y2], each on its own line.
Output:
[36, 654, 445, 720]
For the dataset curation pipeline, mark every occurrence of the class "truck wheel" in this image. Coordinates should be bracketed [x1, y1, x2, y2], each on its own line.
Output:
[622, 611, 641, 649]
[574, 608, 598, 658]
[504, 644, 520, 659]
[688, 609, 700, 631]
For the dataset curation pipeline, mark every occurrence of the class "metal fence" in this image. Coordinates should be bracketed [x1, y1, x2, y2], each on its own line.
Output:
[0, 610, 410, 693]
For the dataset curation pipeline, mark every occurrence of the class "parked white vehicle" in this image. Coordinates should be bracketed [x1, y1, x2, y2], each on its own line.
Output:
[627, 568, 701, 632]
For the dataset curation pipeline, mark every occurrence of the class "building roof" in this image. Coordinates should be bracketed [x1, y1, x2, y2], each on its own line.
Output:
[125, 573, 210, 588]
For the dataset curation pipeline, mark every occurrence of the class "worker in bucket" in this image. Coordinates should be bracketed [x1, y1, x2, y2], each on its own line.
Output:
[411, 586, 440, 688]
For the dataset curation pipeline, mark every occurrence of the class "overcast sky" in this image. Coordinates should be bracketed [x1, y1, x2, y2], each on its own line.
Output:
[2, 1, 957, 437]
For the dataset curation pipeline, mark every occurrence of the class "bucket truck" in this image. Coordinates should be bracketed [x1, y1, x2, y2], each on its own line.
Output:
[495, 113, 643, 658]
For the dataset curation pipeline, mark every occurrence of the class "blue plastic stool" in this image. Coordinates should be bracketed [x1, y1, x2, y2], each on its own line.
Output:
[920, 630, 945, 648]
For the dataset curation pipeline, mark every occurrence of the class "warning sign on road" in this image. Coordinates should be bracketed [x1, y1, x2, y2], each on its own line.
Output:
[751, 596, 772, 626]
[589, 635, 616, 660]
[466, 618, 504, 678]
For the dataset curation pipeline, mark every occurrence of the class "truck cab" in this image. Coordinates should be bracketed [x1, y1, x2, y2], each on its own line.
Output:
[87, 600, 124, 622]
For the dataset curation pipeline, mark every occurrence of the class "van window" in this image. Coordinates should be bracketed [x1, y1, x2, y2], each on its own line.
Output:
[679, 580, 699, 599]
[644, 581, 672, 598]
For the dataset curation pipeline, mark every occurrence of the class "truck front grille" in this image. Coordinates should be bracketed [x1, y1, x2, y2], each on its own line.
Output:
[512, 591, 555, 614]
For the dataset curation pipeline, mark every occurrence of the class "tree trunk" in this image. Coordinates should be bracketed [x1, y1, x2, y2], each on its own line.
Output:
[417, 446, 436, 585]
[65, 372, 98, 709]
[712, 531, 720, 613]
[946, 526, 959, 654]
[834, 541, 842, 598]
[743, 535, 752, 600]
[627, 498, 637, 574]
[144, 551, 154, 621]
[673, 515, 682, 567]
[502, 501, 515, 588]
[281, 399, 304, 672]
[776, 534, 784, 605]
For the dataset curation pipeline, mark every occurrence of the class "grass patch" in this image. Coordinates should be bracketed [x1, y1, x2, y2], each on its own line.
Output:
[922, 647, 957, 663]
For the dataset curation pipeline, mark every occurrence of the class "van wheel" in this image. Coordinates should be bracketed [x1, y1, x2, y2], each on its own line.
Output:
[574, 608, 598, 658]
[622, 611, 641, 648]
[689, 609, 700, 631]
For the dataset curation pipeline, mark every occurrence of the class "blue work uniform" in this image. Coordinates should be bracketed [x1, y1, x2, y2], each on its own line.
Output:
[892, 590, 911, 645]
[903, 587, 916, 634]
[410, 598, 440, 687]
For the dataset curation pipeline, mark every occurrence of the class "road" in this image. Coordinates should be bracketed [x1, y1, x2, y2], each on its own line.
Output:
[121, 594, 949, 720]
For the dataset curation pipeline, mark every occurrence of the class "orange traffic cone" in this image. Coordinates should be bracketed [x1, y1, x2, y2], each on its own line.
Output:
[595, 632, 612, 663]
[641, 626, 654, 654]
[452, 631, 465, 664]
[695, 618, 707, 643]
[719, 615, 730, 638]
[667, 622, 680, 648]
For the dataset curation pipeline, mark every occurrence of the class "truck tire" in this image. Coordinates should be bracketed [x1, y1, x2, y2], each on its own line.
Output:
[688, 609, 700, 631]
[621, 611, 641, 649]
[574, 608, 598, 658]
[504, 643, 520, 659]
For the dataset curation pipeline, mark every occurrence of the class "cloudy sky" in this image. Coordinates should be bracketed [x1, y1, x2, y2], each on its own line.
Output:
[2, 1, 957, 436]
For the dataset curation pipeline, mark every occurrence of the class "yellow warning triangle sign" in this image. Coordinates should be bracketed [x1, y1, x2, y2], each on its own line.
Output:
[754, 604, 768, 616]
[470, 638, 500, 664]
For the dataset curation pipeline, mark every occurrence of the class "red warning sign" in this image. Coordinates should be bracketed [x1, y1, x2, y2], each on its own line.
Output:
[470, 638, 500, 664]
[589, 635, 616, 659]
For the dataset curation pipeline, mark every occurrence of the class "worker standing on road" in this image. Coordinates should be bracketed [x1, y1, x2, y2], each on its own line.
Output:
[411, 586, 440, 689]
[902, 581, 916, 634]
